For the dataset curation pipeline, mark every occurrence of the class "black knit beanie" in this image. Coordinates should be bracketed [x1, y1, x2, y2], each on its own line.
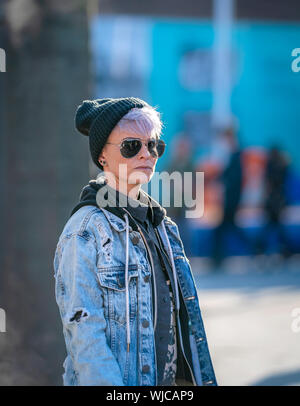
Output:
[75, 97, 149, 170]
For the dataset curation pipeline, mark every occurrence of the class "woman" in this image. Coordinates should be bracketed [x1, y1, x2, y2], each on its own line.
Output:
[53, 97, 217, 386]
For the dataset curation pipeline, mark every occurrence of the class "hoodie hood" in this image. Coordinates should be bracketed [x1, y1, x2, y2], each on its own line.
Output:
[70, 172, 167, 230]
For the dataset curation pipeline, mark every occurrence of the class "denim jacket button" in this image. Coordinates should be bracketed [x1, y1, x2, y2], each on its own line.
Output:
[132, 236, 139, 245]
[142, 320, 149, 328]
[144, 275, 150, 283]
[142, 365, 150, 373]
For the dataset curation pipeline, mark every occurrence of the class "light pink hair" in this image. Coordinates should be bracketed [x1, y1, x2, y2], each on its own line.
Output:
[116, 106, 163, 139]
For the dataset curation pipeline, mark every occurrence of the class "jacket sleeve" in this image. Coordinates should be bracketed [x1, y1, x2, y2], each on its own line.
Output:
[54, 232, 124, 386]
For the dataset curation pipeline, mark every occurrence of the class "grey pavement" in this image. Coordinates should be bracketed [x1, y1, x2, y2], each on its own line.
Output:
[192, 254, 300, 386]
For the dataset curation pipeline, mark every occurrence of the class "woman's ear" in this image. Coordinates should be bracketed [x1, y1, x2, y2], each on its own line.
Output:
[98, 155, 106, 166]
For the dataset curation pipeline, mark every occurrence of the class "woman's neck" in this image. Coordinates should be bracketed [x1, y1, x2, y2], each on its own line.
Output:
[105, 175, 141, 201]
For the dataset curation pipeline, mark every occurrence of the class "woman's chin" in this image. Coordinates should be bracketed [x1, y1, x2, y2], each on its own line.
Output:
[129, 169, 152, 184]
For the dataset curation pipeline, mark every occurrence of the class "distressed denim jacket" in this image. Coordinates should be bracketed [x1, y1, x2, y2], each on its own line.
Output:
[53, 198, 217, 386]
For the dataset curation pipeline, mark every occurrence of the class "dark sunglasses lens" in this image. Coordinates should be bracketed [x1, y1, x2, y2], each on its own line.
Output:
[148, 139, 158, 158]
[120, 139, 142, 158]
[148, 139, 166, 158]
[156, 139, 166, 157]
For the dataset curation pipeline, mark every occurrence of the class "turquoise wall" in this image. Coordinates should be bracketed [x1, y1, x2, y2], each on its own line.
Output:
[149, 19, 300, 172]
[150, 19, 214, 170]
[232, 23, 300, 160]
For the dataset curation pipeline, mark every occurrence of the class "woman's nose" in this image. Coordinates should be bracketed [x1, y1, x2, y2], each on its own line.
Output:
[139, 142, 151, 158]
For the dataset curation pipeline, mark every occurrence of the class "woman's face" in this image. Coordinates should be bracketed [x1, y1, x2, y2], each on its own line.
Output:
[99, 127, 158, 191]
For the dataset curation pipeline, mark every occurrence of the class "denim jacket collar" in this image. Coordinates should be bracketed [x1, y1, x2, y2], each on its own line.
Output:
[99, 207, 132, 232]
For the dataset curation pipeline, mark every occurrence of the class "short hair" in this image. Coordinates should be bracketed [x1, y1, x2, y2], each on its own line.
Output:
[116, 106, 163, 139]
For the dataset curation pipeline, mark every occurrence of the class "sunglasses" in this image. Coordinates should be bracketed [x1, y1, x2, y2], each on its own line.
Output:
[106, 137, 166, 159]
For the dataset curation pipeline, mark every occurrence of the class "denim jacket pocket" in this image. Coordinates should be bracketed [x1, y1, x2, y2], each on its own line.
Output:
[97, 265, 139, 326]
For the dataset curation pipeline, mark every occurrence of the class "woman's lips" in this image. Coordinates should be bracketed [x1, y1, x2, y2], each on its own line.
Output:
[135, 166, 152, 170]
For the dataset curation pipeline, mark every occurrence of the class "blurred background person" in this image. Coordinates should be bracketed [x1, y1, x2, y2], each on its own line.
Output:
[211, 126, 250, 268]
[256, 145, 291, 256]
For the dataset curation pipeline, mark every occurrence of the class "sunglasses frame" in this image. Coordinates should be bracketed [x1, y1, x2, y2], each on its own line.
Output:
[106, 137, 166, 159]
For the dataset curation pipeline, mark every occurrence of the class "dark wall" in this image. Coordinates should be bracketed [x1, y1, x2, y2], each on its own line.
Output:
[98, 0, 300, 21]
[98, 0, 212, 18]
[236, 0, 300, 21]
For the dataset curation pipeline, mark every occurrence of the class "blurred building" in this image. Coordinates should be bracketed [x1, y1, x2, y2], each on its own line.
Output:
[90, 0, 300, 173]
[88, 0, 300, 257]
